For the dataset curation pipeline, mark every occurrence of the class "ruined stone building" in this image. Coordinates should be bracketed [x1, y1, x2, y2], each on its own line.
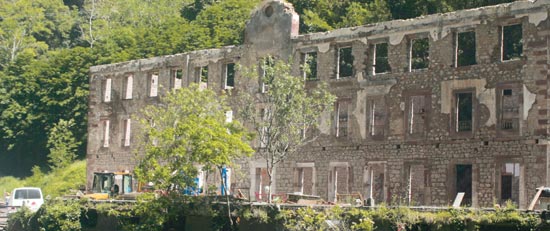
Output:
[87, 0, 550, 208]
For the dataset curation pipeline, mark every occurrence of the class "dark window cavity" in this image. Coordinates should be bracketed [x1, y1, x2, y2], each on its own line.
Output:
[337, 47, 353, 78]
[456, 164, 472, 206]
[456, 92, 473, 132]
[410, 38, 429, 70]
[502, 24, 523, 61]
[456, 31, 476, 67]
[373, 43, 390, 74]
[225, 63, 235, 89]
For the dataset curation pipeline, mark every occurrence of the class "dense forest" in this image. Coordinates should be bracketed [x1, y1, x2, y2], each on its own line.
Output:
[0, 0, 516, 176]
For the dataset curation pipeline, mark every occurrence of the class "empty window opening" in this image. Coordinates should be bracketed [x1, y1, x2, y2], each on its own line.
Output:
[171, 69, 183, 89]
[406, 164, 429, 206]
[124, 75, 133, 99]
[499, 88, 520, 131]
[225, 63, 235, 89]
[456, 164, 472, 206]
[254, 167, 269, 202]
[337, 47, 353, 78]
[336, 100, 349, 137]
[329, 164, 350, 202]
[301, 52, 318, 80]
[365, 163, 386, 204]
[502, 24, 523, 61]
[260, 58, 274, 93]
[149, 72, 159, 97]
[410, 37, 429, 71]
[102, 120, 110, 148]
[373, 43, 390, 74]
[225, 110, 233, 123]
[500, 163, 520, 205]
[103, 78, 112, 102]
[456, 31, 476, 67]
[123, 119, 131, 147]
[456, 92, 473, 132]
[367, 98, 387, 138]
[293, 167, 314, 195]
[407, 95, 429, 136]
[198, 66, 208, 89]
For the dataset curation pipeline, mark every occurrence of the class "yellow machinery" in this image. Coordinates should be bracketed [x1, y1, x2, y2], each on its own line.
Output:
[85, 171, 135, 200]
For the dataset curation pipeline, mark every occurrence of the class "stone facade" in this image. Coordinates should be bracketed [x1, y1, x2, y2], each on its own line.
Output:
[87, 0, 550, 208]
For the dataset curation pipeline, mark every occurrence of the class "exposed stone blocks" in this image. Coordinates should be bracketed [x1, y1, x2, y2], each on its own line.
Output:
[87, 1, 550, 208]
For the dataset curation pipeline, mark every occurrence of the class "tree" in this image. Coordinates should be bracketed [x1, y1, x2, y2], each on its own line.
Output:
[47, 119, 80, 170]
[239, 57, 336, 203]
[134, 84, 254, 192]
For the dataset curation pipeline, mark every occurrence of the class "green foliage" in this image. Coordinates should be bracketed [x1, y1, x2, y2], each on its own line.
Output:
[0, 160, 85, 199]
[35, 199, 82, 231]
[134, 84, 254, 191]
[47, 119, 80, 170]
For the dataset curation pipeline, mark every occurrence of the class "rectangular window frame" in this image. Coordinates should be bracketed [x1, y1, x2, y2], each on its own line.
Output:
[102, 119, 110, 148]
[366, 96, 388, 140]
[122, 118, 131, 147]
[496, 82, 522, 136]
[336, 46, 353, 79]
[451, 89, 477, 137]
[224, 63, 235, 89]
[149, 72, 159, 97]
[404, 90, 431, 140]
[455, 30, 477, 67]
[494, 158, 523, 207]
[409, 37, 430, 71]
[335, 99, 350, 138]
[372, 42, 390, 75]
[171, 69, 183, 90]
[123, 74, 133, 100]
[103, 78, 112, 102]
[501, 23, 523, 62]
[301, 51, 318, 81]
[197, 66, 208, 89]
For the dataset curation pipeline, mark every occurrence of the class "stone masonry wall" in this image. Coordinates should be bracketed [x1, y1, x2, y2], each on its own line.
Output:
[88, 0, 550, 208]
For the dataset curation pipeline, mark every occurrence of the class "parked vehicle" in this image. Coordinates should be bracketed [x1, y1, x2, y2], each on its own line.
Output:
[7, 187, 44, 213]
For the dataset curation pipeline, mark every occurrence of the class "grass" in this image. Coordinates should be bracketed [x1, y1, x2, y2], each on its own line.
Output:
[0, 160, 86, 202]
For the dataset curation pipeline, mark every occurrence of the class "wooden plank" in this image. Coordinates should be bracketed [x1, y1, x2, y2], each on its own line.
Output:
[528, 187, 544, 211]
[452, 192, 465, 208]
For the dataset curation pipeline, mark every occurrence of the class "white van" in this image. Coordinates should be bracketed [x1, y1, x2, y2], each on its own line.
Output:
[7, 187, 44, 213]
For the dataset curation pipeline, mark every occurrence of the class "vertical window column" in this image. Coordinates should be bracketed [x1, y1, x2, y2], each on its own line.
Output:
[124, 74, 133, 99]
[123, 119, 131, 147]
[102, 120, 110, 147]
[149, 72, 159, 97]
[103, 78, 112, 102]
[336, 100, 349, 137]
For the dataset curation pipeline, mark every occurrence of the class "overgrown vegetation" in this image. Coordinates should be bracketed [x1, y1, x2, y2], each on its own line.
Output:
[7, 195, 547, 231]
[0, 160, 85, 199]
